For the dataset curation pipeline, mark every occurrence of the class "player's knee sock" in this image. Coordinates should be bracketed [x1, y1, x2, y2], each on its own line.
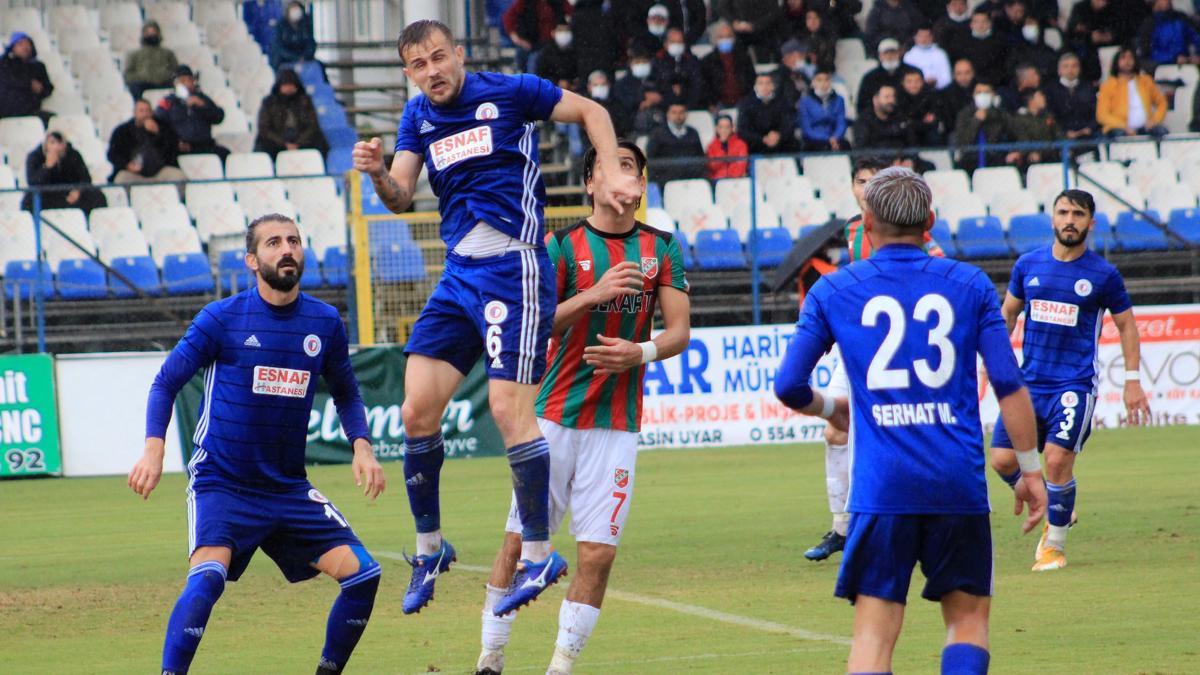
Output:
[508, 438, 551, 561]
[940, 643, 989, 675]
[162, 561, 226, 674]
[825, 442, 850, 535]
[999, 468, 1021, 489]
[403, 432, 444, 552]
[548, 600, 601, 674]
[1046, 478, 1077, 550]
[481, 584, 516, 651]
[318, 556, 381, 674]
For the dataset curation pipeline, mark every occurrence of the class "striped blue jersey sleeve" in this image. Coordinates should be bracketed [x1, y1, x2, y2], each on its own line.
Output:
[145, 306, 222, 439]
[322, 319, 369, 443]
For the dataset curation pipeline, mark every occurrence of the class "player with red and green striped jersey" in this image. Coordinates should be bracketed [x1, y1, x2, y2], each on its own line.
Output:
[475, 141, 691, 675]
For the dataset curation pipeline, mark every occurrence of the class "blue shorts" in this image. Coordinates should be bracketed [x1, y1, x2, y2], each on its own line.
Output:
[188, 477, 363, 583]
[835, 513, 993, 605]
[405, 249, 555, 384]
[992, 388, 1095, 453]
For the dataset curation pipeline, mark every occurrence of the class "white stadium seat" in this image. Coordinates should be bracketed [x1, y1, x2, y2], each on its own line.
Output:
[235, 179, 294, 220]
[185, 181, 237, 218]
[970, 166, 1022, 205]
[39, 208, 98, 267]
[989, 190, 1040, 228]
[89, 207, 150, 262]
[728, 201, 780, 241]
[130, 184, 183, 219]
[662, 178, 713, 222]
[937, 193, 988, 230]
[776, 196, 832, 237]
[276, 149, 326, 177]
[0, 211, 38, 267]
[645, 207, 676, 232]
[924, 169, 971, 205]
[140, 203, 193, 239]
[148, 224, 204, 266]
[762, 174, 816, 206]
[196, 202, 248, 243]
[1127, 159, 1178, 198]
[753, 157, 799, 182]
[1025, 163, 1074, 207]
[686, 111, 715, 149]
[1106, 139, 1158, 163]
[178, 154, 225, 180]
[675, 203, 727, 238]
[225, 152, 274, 179]
[101, 3, 143, 30]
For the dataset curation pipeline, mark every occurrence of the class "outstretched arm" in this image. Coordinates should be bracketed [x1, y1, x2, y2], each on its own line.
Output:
[549, 90, 642, 213]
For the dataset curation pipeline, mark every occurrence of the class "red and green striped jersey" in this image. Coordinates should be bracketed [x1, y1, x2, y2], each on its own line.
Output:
[845, 214, 945, 262]
[535, 219, 689, 432]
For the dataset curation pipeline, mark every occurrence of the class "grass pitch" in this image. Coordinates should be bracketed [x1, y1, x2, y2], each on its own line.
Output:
[1, 426, 1197, 674]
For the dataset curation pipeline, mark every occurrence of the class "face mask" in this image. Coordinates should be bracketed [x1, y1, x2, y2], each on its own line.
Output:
[175, 83, 190, 98]
[974, 92, 994, 109]
[813, 84, 832, 98]
[757, 91, 774, 103]
[717, 37, 735, 53]
[1022, 25, 1039, 42]
[972, 29, 992, 39]
[914, 42, 932, 50]
[669, 121, 687, 135]
[142, 34, 161, 47]
[648, 23, 666, 37]
[666, 42, 685, 58]
[288, 7, 303, 22]
[881, 58, 900, 72]
[591, 85, 609, 100]
[949, 9, 969, 20]
[631, 62, 652, 79]
[554, 31, 572, 48]
[1060, 76, 1079, 88]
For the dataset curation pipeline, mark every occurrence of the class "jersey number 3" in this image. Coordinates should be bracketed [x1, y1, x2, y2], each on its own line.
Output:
[862, 294, 956, 390]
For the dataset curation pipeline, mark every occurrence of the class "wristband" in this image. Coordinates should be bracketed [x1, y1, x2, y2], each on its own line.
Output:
[818, 395, 836, 420]
[1124, 370, 1141, 382]
[1015, 448, 1041, 473]
[639, 340, 658, 364]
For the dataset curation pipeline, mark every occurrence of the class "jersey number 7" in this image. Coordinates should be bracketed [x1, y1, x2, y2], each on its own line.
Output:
[862, 294, 956, 390]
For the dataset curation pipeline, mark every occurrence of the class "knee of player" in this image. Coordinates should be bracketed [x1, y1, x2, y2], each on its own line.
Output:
[400, 398, 442, 436]
[988, 448, 1016, 473]
[331, 545, 382, 583]
[487, 395, 529, 432]
[577, 542, 618, 571]
[1043, 447, 1075, 480]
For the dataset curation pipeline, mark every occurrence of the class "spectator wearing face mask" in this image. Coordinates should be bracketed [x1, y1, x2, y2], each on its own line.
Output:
[0, 32, 53, 124]
[898, 68, 944, 144]
[23, 131, 106, 214]
[701, 20, 757, 109]
[854, 84, 914, 149]
[653, 27, 705, 109]
[124, 21, 178, 101]
[736, 72, 798, 154]
[1045, 52, 1097, 147]
[953, 82, 1019, 171]
[270, 2, 319, 73]
[866, 0, 926, 54]
[646, 102, 705, 182]
[631, 4, 673, 56]
[1137, 0, 1200, 66]
[536, 22, 579, 90]
[936, 58, 977, 131]
[157, 65, 229, 161]
[628, 0, 710, 47]
[799, 70, 849, 151]
[717, 0, 784, 63]
[503, 0, 572, 71]
[778, 39, 815, 109]
[935, 0, 973, 59]
[797, 11, 838, 73]
[1006, 18, 1059, 80]
[614, 45, 669, 135]
[1011, 88, 1061, 165]
[707, 114, 749, 179]
[585, 70, 631, 138]
[254, 69, 328, 159]
[960, 10, 1010, 85]
[997, 62, 1042, 112]
[857, 39, 923, 116]
[905, 26, 952, 90]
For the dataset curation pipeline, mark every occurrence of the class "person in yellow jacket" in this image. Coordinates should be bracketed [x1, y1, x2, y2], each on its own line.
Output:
[1096, 47, 1169, 137]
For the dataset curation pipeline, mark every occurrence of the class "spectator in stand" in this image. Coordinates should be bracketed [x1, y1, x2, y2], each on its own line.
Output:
[899, 68, 944, 144]
[936, 58, 977, 130]
[1011, 87, 1061, 165]
[905, 25, 953, 89]
[1137, 0, 1200, 66]
[706, 113, 749, 179]
[960, 10, 1010, 84]
[628, 0, 709, 47]
[953, 82, 1019, 170]
[1045, 52, 1097, 148]
[614, 45, 668, 135]
[781, 0, 809, 42]
[646, 102, 705, 182]
[998, 62, 1042, 111]
[1006, 17, 1060, 80]
[809, 0, 865, 38]
[737, 72, 798, 154]
[571, 0, 620, 81]
[22, 131, 106, 214]
[716, 0, 784, 63]
[536, 22, 578, 90]
[503, 0, 572, 71]
[798, 11, 839, 73]
[866, 0, 926, 54]
[585, 70, 631, 139]
[254, 69, 328, 159]
[108, 99, 186, 184]
[0, 32, 52, 124]
[630, 4, 672, 56]
[857, 39, 923, 115]
[778, 39, 814, 109]
[270, 2, 319, 72]
[157, 65, 229, 161]
[1067, 0, 1121, 81]
[798, 70, 850, 151]
[1096, 46, 1169, 137]
[654, 27, 705, 109]
[701, 21, 757, 109]
[935, 0, 973, 59]
[124, 22, 178, 102]
[855, 85, 914, 149]
[994, 0, 1031, 45]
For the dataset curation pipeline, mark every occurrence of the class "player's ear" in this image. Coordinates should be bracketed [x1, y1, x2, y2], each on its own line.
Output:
[862, 210, 875, 233]
[455, 44, 465, 62]
[923, 210, 934, 232]
[244, 252, 259, 273]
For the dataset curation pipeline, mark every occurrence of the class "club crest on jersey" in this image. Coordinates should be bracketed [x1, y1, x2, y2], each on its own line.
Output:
[641, 257, 658, 279]
[1074, 279, 1093, 297]
[308, 488, 329, 504]
[484, 300, 508, 325]
[303, 334, 322, 357]
[578, 259, 592, 271]
[1061, 391, 1080, 408]
[614, 468, 630, 488]
[475, 102, 499, 120]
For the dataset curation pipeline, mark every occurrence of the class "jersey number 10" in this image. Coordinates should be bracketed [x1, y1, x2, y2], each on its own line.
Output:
[862, 294, 956, 390]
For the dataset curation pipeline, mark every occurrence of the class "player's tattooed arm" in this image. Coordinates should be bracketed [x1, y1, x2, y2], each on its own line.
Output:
[353, 138, 421, 213]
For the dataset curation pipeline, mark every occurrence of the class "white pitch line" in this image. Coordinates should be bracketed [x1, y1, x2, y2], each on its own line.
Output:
[376, 552, 850, 647]
[451, 645, 837, 674]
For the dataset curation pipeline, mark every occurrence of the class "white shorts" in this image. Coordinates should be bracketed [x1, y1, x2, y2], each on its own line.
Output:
[505, 418, 638, 546]
[826, 344, 848, 399]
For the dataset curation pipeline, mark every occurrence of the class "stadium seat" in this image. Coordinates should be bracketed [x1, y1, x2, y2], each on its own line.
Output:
[1127, 159, 1177, 198]
[675, 204, 727, 238]
[217, 249, 255, 293]
[1076, 161, 1127, 194]
[715, 178, 752, 215]
[3, 260, 55, 301]
[5, 7, 45, 31]
[930, 219, 957, 257]
[226, 152, 274, 179]
[955, 216, 1009, 258]
[130, 184, 184, 219]
[47, 114, 99, 146]
[645, 208, 675, 232]
[57, 258, 108, 300]
[322, 245, 349, 287]
[686, 110, 715, 148]
[1094, 183, 1145, 221]
[1106, 139, 1158, 163]
[196, 202, 248, 243]
[694, 229, 746, 270]
[728, 201, 780, 241]
[762, 174, 816, 205]
[754, 157, 799, 182]
[108, 21, 143, 54]
[1007, 213, 1052, 254]
[1147, 182, 1197, 214]
[276, 149, 327, 177]
[287, 177, 340, 210]
[148, 224, 203, 266]
[163, 252, 215, 295]
[0, 116, 46, 162]
[1168, 207, 1200, 244]
[1159, 135, 1200, 168]
[179, 154, 225, 180]
[646, 182, 663, 209]
[40, 208, 98, 267]
[109, 256, 162, 297]
[989, 190, 1039, 228]
[776, 196, 831, 238]
[970, 166, 1022, 205]
[801, 154, 852, 195]
[1089, 213, 1118, 253]
[145, 2, 190, 26]
[234, 179, 295, 220]
[89, 207, 149, 262]
[185, 181, 237, 218]
[672, 230, 696, 269]
[749, 227, 793, 268]
[100, 2, 142, 30]
[205, 18, 248, 51]
[663, 179, 714, 222]
[163, 22, 202, 49]
[374, 242, 427, 283]
[937, 193, 988, 230]
[1115, 211, 1169, 251]
[1026, 162, 1074, 208]
[0, 215, 38, 269]
[924, 169, 971, 205]
[299, 248, 324, 289]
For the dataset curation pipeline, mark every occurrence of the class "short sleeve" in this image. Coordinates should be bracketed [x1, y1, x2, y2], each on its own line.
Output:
[1007, 257, 1025, 299]
[1101, 268, 1133, 315]
[546, 232, 570, 301]
[660, 235, 690, 293]
[394, 101, 422, 154]
[514, 73, 563, 121]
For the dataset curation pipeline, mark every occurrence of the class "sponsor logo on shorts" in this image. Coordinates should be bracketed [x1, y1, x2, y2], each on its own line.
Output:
[610, 524, 620, 536]
[1074, 278, 1093, 297]
[1029, 299, 1079, 327]
[614, 468, 630, 488]
[430, 125, 493, 170]
[475, 102, 499, 120]
[303, 334, 322, 357]
[252, 366, 312, 398]
[1061, 391, 1079, 408]
[308, 488, 329, 503]
[484, 300, 508, 325]
[641, 257, 658, 280]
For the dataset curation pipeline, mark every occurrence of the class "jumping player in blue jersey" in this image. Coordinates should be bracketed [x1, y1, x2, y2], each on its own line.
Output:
[989, 189, 1150, 573]
[775, 168, 1047, 675]
[352, 19, 642, 616]
[128, 214, 387, 675]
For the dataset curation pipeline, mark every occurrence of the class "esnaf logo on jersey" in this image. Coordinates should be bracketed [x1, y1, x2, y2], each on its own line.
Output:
[1029, 299, 1080, 327]
[252, 366, 311, 398]
[430, 125, 493, 170]
[303, 334, 322, 357]
[641, 257, 659, 279]
[475, 102, 498, 120]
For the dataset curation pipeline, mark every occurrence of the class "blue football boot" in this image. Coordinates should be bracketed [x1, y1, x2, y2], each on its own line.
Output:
[402, 539, 456, 614]
[492, 550, 568, 615]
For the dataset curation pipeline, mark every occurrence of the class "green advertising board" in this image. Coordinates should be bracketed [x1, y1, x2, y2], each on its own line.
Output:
[174, 346, 505, 464]
[0, 353, 62, 477]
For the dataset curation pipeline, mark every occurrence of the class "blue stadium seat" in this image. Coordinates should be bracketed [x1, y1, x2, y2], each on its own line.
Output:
[109, 256, 162, 297]
[375, 242, 426, 282]
[955, 216, 1009, 258]
[749, 227, 793, 268]
[323, 246, 349, 287]
[163, 253, 215, 295]
[1168, 207, 1200, 245]
[672, 230, 696, 270]
[694, 229, 747, 270]
[300, 248, 324, 289]
[3, 260, 55, 300]
[1007, 213, 1052, 255]
[296, 60, 325, 86]
[324, 125, 358, 151]
[317, 103, 349, 130]
[218, 249, 255, 293]
[930, 218, 957, 257]
[57, 259, 108, 300]
[360, 179, 394, 215]
[306, 81, 335, 102]
[646, 182, 663, 209]
[1115, 211, 1169, 252]
[1089, 213, 1117, 253]
[369, 220, 413, 252]
[326, 146, 353, 175]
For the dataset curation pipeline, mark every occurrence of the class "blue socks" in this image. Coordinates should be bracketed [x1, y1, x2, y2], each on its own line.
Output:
[162, 561, 227, 674]
[1046, 478, 1077, 527]
[403, 433, 445, 533]
[508, 438, 551, 541]
[941, 643, 990, 674]
[319, 563, 382, 673]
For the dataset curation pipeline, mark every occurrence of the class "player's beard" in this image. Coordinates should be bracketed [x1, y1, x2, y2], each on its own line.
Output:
[260, 256, 304, 291]
[1054, 225, 1088, 248]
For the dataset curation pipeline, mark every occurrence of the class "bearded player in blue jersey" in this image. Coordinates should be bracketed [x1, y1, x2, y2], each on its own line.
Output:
[352, 19, 642, 616]
[776, 168, 1048, 675]
[989, 189, 1150, 573]
[128, 214, 387, 675]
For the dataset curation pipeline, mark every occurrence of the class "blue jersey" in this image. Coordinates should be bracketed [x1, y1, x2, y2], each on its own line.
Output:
[395, 72, 564, 250]
[146, 289, 370, 491]
[776, 245, 1025, 515]
[1008, 246, 1132, 393]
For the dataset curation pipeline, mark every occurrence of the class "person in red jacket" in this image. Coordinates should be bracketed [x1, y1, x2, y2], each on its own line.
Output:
[706, 113, 748, 179]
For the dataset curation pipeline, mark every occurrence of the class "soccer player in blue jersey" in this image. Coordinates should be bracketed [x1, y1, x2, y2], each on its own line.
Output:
[989, 189, 1150, 572]
[351, 19, 642, 615]
[128, 214, 386, 675]
[775, 168, 1047, 675]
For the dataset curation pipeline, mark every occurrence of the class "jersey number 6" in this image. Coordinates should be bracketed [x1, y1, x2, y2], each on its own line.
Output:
[861, 294, 956, 390]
